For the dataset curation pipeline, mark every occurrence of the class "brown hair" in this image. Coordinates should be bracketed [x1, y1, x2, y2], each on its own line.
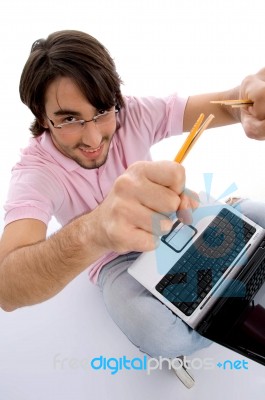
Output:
[19, 30, 124, 136]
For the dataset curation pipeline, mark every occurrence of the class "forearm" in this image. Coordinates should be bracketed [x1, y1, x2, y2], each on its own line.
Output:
[0, 213, 107, 311]
[0, 160, 197, 312]
[183, 87, 241, 132]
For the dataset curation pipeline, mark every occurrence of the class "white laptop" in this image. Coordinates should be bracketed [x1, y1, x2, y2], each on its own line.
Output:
[128, 193, 265, 330]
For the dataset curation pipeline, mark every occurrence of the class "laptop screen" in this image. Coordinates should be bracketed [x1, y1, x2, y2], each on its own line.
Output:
[197, 250, 265, 365]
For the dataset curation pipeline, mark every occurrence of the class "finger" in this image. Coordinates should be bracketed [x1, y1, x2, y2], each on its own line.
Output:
[129, 160, 186, 195]
[108, 225, 161, 253]
[176, 190, 199, 224]
[239, 69, 265, 121]
[116, 201, 174, 237]
[241, 72, 265, 120]
[249, 88, 265, 121]
[241, 110, 265, 140]
[137, 182, 182, 215]
[182, 188, 200, 209]
[130, 229, 161, 252]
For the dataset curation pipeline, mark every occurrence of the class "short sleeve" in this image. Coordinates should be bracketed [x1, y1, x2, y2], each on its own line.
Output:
[3, 167, 64, 227]
[118, 94, 187, 149]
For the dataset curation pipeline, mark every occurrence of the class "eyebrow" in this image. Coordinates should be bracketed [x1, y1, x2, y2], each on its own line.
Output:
[53, 109, 82, 117]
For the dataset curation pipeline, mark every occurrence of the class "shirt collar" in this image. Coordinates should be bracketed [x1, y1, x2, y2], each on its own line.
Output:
[38, 131, 81, 172]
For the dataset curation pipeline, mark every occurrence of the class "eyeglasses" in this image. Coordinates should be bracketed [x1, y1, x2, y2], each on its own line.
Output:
[48, 109, 118, 135]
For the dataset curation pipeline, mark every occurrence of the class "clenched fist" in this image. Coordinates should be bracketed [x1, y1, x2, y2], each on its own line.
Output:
[91, 160, 199, 253]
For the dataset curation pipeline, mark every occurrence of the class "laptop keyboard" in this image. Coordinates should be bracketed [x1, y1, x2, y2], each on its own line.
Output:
[155, 208, 257, 316]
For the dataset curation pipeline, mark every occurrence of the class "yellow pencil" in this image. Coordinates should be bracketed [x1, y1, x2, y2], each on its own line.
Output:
[174, 113, 215, 164]
[210, 99, 253, 108]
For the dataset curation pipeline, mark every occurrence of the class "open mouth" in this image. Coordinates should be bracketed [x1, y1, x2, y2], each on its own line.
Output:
[78, 143, 104, 159]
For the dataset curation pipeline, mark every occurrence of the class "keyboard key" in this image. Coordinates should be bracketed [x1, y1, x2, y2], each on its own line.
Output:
[155, 208, 256, 316]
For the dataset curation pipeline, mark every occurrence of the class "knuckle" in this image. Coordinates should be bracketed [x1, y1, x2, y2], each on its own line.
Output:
[127, 160, 148, 175]
[243, 122, 261, 140]
[113, 173, 133, 196]
[179, 195, 190, 209]
[172, 163, 186, 191]
[183, 188, 199, 204]
[175, 163, 185, 179]
[115, 162, 148, 195]
[136, 235, 158, 252]
[241, 74, 253, 87]
[168, 192, 180, 211]
[245, 131, 258, 140]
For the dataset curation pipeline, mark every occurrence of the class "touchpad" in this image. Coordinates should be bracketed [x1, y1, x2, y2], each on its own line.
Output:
[161, 222, 197, 252]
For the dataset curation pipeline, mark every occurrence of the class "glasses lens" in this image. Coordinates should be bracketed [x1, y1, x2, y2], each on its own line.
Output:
[58, 110, 117, 134]
[96, 110, 116, 126]
[60, 121, 83, 135]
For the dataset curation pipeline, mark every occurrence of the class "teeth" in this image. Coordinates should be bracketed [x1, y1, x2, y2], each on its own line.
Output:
[80, 146, 101, 153]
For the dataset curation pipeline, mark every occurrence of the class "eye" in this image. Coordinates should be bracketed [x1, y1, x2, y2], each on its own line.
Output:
[63, 116, 78, 123]
[97, 109, 107, 115]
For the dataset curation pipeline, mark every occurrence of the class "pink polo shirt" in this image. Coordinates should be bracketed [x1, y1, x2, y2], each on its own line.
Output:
[4, 94, 187, 282]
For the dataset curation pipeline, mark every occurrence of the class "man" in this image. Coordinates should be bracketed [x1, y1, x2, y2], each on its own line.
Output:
[1, 30, 265, 387]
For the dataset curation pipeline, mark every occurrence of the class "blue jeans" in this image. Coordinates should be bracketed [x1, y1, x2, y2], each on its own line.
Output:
[97, 199, 265, 358]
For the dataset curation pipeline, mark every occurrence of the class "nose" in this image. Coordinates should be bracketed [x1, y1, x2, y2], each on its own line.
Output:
[81, 122, 102, 148]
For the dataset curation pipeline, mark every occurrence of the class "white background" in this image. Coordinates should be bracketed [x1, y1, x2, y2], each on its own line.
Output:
[0, 1, 265, 399]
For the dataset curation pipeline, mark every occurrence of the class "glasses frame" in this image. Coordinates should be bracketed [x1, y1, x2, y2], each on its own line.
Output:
[48, 109, 119, 131]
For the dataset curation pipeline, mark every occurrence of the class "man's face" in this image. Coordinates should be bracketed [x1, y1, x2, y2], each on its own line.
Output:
[44, 76, 117, 169]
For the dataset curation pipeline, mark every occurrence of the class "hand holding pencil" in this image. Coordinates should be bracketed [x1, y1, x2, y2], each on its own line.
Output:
[210, 99, 253, 108]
